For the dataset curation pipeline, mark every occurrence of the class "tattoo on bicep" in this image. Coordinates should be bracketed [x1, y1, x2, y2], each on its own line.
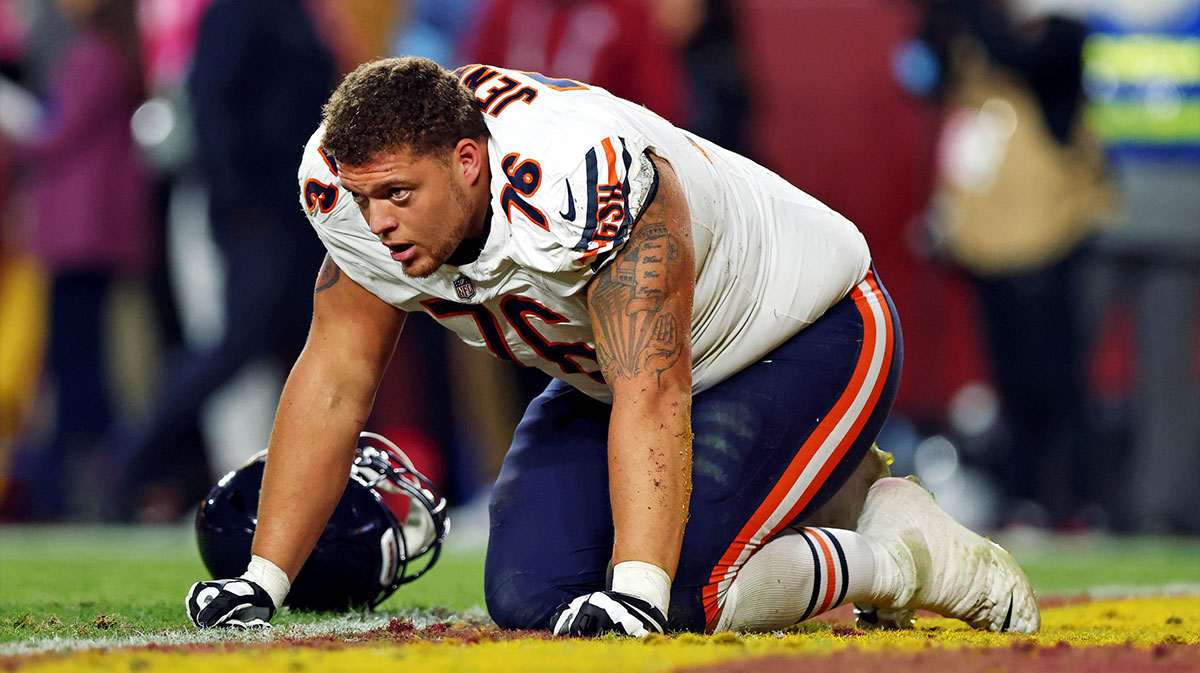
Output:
[314, 254, 341, 293]
[590, 214, 685, 385]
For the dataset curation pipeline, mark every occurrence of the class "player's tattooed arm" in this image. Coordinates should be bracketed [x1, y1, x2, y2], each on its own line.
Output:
[586, 152, 695, 582]
[588, 160, 692, 387]
[314, 254, 341, 293]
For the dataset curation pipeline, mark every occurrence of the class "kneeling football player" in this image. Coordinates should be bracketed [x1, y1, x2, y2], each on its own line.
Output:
[187, 58, 1039, 636]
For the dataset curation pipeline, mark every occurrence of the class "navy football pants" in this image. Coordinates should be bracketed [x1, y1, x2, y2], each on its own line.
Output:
[485, 270, 901, 632]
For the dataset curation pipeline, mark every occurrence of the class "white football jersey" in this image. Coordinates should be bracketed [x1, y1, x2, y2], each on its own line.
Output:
[298, 65, 870, 403]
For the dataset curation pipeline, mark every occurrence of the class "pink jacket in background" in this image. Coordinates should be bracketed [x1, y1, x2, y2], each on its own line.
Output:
[20, 29, 153, 274]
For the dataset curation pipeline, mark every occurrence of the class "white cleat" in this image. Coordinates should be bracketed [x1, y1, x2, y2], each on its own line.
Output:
[856, 477, 1040, 633]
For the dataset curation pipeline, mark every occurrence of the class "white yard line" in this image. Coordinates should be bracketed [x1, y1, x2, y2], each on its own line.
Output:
[1066, 583, 1200, 599]
[0, 606, 492, 657]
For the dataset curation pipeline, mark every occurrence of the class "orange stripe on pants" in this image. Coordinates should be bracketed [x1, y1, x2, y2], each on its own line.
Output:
[701, 270, 895, 625]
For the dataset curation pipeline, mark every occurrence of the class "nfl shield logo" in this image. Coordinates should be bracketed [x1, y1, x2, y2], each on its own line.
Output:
[454, 274, 476, 301]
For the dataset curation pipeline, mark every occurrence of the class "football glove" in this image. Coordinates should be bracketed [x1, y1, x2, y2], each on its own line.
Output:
[186, 578, 275, 629]
[551, 590, 667, 637]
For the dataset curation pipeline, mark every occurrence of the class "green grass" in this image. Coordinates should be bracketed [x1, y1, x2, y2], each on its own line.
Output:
[1009, 535, 1200, 593]
[1, 526, 1197, 647]
[0, 525, 485, 645]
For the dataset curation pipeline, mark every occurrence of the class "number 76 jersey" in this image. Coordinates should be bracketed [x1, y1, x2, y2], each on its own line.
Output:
[298, 65, 872, 403]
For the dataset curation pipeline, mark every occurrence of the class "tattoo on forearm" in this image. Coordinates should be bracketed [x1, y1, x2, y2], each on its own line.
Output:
[590, 210, 685, 385]
[314, 254, 341, 293]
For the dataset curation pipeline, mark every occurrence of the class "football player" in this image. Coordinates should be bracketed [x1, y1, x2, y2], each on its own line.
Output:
[187, 57, 1039, 636]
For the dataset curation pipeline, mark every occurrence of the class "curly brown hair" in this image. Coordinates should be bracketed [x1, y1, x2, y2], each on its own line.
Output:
[321, 57, 489, 166]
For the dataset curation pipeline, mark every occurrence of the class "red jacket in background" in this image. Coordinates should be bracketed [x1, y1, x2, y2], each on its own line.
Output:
[463, 0, 690, 127]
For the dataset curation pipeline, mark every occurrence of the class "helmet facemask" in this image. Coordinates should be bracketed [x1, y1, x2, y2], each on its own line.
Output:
[195, 432, 450, 611]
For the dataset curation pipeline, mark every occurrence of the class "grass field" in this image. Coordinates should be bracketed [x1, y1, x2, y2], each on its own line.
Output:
[1, 525, 1198, 671]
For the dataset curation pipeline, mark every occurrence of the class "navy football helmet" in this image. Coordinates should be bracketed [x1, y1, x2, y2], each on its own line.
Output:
[195, 432, 449, 611]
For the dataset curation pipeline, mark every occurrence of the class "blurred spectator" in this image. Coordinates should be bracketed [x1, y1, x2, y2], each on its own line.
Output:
[915, 0, 1111, 528]
[308, 0, 403, 73]
[1081, 0, 1200, 533]
[2, 0, 154, 519]
[392, 0, 483, 67]
[109, 0, 335, 520]
[654, 0, 752, 156]
[4, 0, 72, 94]
[463, 0, 690, 126]
[0, 1, 37, 490]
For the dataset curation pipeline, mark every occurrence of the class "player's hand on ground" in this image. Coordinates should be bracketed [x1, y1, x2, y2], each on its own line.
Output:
[551, 591, 667, 637]
[186, 578, 276, 629]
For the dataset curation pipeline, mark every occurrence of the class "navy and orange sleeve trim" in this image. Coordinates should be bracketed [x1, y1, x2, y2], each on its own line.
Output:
[572, 138, 658, 272]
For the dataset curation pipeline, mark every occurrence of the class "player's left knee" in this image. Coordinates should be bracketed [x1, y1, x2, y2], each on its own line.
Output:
[484, 569, 563, 630]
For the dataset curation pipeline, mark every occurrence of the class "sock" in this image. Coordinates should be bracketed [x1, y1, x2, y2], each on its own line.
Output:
[713, 526, 901, 632]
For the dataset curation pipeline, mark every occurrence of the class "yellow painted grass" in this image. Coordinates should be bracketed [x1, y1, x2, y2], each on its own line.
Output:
[15, 596, 1200, 673]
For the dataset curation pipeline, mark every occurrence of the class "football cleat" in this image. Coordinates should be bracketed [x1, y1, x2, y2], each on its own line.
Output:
[856, 477, 1040, 633]
[195, 432, 449, 611]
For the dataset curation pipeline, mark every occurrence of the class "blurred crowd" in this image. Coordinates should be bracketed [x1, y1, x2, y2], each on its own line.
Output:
[0, 0, 1196, 535]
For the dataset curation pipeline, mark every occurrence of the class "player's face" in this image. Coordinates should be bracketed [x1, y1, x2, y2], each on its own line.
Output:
[339, 146, 483, 279]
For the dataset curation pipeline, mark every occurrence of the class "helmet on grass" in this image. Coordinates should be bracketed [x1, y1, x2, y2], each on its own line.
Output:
[195, 432, 449, 611]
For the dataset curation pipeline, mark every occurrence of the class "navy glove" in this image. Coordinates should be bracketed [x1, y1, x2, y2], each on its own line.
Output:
[551, 590, 667, 637]
[186, 578, 276, 629]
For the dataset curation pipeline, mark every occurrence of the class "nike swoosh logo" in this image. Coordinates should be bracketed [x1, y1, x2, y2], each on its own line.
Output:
[560, 179, 576, 221]
[1001, 594, 1014, 632]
